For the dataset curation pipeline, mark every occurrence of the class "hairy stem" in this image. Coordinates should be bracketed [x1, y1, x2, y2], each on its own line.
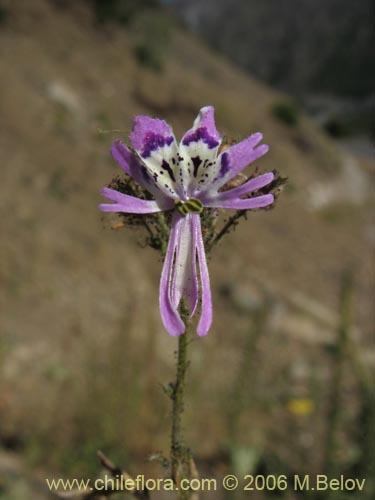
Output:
[171, 306, 190, 499]
[206, 210, 245, 252]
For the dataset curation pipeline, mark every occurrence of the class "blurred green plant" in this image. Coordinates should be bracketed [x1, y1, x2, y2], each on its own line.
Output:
[0, 479, 30, 500]
[271, 101, 299, 127]
[220, 292, 272, 497]
[133, 12, 172, 72]
[324, 270, 375, 500]
[324, 117, 350, 138]
[48, 167, 67, 200]
[324, 271, 353, 499]
[43, 362, 71, 383]
[324, 108, 374, 139]
[134, 43, 163, 72]
[0, 4, 9, 25]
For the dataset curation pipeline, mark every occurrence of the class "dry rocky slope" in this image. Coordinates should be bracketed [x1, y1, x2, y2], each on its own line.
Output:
[0, 1, 373, 498]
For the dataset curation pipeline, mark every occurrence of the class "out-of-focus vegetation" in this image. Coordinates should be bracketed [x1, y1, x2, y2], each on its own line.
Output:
[86, 0, 173, 72]
[0, 4, 8, 25]
[133, 11, 173, 72]
[324, 108, 374, 140]
[271, 101, 299, 127]
[89, 0, 160, 25]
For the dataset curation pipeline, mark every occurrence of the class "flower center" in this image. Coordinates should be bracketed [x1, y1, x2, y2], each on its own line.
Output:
[175, 198, 203, 216]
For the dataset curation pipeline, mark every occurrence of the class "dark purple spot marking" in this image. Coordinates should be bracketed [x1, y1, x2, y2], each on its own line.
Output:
[141, 166, 150, 182]
[182, 127, 219, 149]
[141, 133, 174, 158]
[219, 152, 230, 177]
[141, 166, 161, 192]
[139, 165, 160, 191]
[191, 156, 202, 177]
[161, 159, 176, 183]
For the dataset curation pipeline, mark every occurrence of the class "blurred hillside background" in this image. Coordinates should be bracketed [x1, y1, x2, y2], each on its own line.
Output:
[173, 0, 374, 147]
[0, 1, 374, 499]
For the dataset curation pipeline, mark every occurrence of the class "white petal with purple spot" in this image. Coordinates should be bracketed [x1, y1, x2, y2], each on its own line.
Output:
[130, 115, 181, 199]
[179, 106, 222, 196]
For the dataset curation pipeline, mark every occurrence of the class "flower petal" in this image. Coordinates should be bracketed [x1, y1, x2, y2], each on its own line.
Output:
[171, 213, 199, 316]
[221, 172, 274, 199]
[111, 140, 144, 180]
[111, 140, 169, 201]
[181, 106, 221, 151]
[200, 172, 275, 205]
[130, 115, 180, 199]
[179, 106, 222, 196]
[204, 193, 274, 210]
[130, 116, 175, 158]
[159, 213, 186, 336]
[212, 133, 269, 190]
[192, 214, 213, 336]
[99, 187, 173, 213]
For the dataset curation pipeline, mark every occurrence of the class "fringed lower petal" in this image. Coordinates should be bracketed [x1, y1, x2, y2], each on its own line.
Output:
[199, 172, 275, 207]
[99, 187, 174, 213]
[204, 193, 274, 210]
[212, 134, 269, 191]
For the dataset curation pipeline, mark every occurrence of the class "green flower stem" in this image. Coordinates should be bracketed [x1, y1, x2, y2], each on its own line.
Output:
[171, 305, 190, 500]
[157, 212, 191, 499]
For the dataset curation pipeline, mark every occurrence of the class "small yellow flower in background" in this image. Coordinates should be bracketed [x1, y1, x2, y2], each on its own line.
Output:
[287, 398, 315, 416]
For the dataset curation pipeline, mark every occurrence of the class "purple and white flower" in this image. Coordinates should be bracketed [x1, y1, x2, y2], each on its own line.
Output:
[100, 106, 274, 336]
